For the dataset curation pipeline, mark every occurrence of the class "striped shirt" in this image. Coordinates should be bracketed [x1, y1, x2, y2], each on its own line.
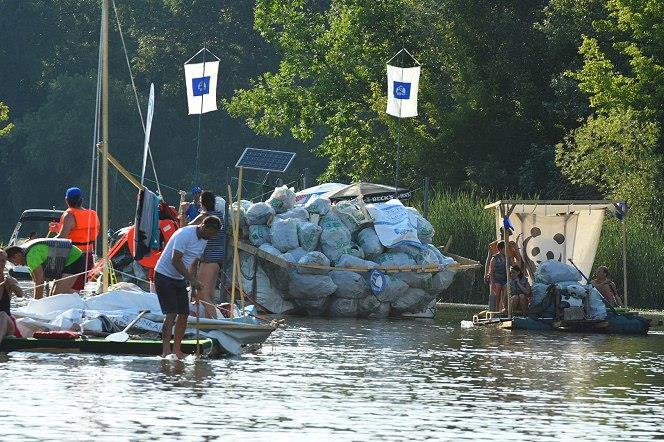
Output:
[202, 210, 225, 264]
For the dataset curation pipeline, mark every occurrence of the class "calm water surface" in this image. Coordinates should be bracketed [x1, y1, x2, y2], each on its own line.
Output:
[2, 308, 663, 441]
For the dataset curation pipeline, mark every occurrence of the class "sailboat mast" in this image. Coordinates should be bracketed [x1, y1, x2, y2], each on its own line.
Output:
[101, 0, 110, 292]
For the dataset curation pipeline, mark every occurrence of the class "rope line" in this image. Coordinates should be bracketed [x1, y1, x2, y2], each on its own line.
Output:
[112, 0, 162, 196]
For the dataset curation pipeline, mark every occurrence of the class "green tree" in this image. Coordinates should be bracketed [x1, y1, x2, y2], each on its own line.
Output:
[557, 0, 664, 222]
[228, 0, 567, 193]
[0, 101, 12, 138]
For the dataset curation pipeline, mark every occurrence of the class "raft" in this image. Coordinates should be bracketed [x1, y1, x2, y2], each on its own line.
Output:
[0, 337, 219, 356]
[473, 311, 650, 335]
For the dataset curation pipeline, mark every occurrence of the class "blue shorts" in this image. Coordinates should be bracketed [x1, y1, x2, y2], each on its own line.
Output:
[154, 272, 189, 315]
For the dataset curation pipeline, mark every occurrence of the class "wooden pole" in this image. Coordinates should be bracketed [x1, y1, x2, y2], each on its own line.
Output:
[499, 204, 511, 319]
[226, 186, 237, 318]
[195, 289, 200, 357]
[622, 217, 628, 308]
[101, 0, 110, 293]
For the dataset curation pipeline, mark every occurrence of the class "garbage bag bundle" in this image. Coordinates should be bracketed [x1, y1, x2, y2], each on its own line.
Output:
[407, 207, 435, 244]
[426, 244, 455, 266]
[319, 212, 352, 263]
[298, 222, 322, 252]
[299, 298, 330, 316]
[281, 247, 307, 264]
[358, 294, 381, 317]
[245, 202, 275, 226]
[375, 251, 416, 268]
[229, 200, 252, 232]
[430, 268, 456, 294]
[391, 287, 432, 313]
[348, 242, 365, 259]
[267, 185, 296, 214]
[258, 243, 283, 257]
[370, 301, 392, 319]
[529, 283, 555, 316]
[357, 227, 384, 258]
[271, 218, 299, 252]
[288, 274, 337, 300]
[588, 287, 607, 320]
[304, 196, 331, 215]
[297, 251, 330, 275]
[277, 207, 310, 221]
[249, 225, 271, 247]
[534, 261, 581, 285]
[335, 254, 378, 270]
[327, 297, 359, 317]
[377, 274, 408, 303]
[330, 270, 369, 299]
[334, 200, 368, 233]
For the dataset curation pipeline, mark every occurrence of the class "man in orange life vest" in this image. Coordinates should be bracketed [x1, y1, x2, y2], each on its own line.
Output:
[55, 187, 100, 290]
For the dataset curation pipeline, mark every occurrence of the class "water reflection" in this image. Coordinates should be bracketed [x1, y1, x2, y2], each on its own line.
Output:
[1, 309, 663, 440]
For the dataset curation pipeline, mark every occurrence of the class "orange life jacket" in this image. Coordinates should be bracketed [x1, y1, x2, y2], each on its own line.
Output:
[60, 208, 100, 252]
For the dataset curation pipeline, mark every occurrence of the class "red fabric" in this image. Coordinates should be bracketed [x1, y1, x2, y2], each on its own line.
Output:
[33, 331, 80, 340]
[9, 316, 21, 338]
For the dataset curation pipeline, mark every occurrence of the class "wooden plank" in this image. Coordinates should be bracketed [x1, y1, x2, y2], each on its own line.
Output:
[484, 200, 622, 210]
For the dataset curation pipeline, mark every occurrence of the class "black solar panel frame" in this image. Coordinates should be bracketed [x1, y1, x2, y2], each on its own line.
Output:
[235, 148, 296, 173]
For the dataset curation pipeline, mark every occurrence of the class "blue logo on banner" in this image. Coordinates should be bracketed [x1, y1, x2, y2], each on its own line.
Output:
[192, 76, 210, 96]
[393, 81, 411, 99]
[369, 269, 388, 296]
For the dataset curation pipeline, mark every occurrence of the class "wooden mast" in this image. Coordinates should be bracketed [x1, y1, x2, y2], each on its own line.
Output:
[101, 0, 110, 292]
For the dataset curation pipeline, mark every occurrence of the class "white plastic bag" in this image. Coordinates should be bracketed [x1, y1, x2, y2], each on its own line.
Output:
[267, 185, 296, 214]
[271, 218, 299, 252]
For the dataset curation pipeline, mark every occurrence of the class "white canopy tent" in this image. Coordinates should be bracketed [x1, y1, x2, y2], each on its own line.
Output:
[485, 200, 623, 285]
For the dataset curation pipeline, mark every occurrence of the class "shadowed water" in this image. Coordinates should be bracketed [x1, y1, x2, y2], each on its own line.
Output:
[2, 308, 663, 441]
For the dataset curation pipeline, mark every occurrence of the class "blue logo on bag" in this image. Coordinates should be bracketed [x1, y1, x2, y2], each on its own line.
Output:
[192, 76, 210, 96]
[393, 81, 411, 99]
[369, 269, 387, 296]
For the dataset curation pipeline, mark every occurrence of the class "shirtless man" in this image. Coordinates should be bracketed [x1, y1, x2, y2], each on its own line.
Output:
[592, 266, 623, 307]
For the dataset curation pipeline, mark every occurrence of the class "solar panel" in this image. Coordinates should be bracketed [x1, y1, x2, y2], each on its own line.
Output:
[235, 148, 296, 173]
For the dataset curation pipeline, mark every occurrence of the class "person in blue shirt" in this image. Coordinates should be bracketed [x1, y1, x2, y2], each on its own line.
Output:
[180, 186, 202, 227]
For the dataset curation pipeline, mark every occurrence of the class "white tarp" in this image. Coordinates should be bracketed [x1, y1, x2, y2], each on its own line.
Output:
[184, 60, 219, 114]
[294, 183, 347, 206]
[13, 290, 263, 355]
[497, 204, 607, 278]
[386, 65, 420, 118]
[366, 199, 420, 247]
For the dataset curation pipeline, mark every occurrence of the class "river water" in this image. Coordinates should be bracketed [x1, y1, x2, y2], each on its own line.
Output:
[2, 307, 663, 441]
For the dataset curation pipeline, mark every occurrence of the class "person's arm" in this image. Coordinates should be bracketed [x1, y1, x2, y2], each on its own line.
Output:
[484, 250, 492, 282]
[6, 276, 23, 298]
[171, 250, 202, 290]
[32, 265, 45, 299]
[188, 213, 206, 226]
[55, 212, 75, 239]
[178, 202, 189, 228]
[487, 256, 495, 284]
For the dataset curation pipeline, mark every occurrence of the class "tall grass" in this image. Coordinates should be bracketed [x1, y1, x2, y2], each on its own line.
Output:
[416, 189, 664, 309]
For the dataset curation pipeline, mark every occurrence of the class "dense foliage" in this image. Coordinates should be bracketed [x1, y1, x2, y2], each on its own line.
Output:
[1, 0, 663, 236]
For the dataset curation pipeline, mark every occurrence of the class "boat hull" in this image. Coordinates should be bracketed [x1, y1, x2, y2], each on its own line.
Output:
[0, 337, 218, 356]
[475, 312, 650, 335]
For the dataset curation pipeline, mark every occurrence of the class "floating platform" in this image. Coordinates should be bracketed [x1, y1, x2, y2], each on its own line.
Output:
[472, 311, 650, 335]
[0, 337, 218, 356]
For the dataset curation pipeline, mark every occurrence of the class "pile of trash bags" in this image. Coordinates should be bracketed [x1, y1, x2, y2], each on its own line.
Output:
[232, 185, 458, 318]
[531, 260, 607, 320]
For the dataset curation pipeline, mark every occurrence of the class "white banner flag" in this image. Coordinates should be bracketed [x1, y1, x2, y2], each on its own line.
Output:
[386, 65, 420, 118]
[184, 60, 219, 115]
[141, 83, 155, 185]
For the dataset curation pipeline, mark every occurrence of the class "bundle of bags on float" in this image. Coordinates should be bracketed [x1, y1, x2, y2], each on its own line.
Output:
[530, 260, 607, 320]
[230, 186, 458, 317]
